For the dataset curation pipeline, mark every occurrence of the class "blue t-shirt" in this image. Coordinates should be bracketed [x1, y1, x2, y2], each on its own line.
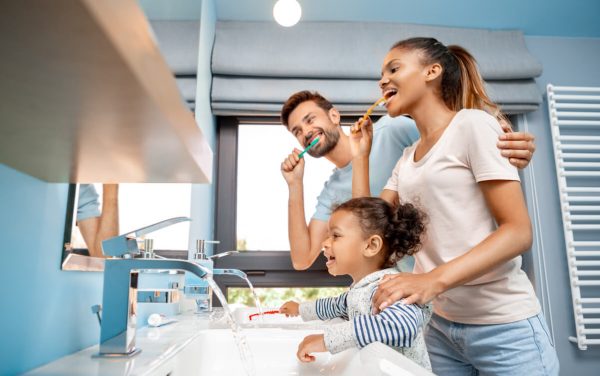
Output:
[312, 115, 419, 221]
[77, 184, 101, 222]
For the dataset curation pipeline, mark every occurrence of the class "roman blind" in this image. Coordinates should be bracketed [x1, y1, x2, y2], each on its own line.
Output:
[212, 21, 543, 116]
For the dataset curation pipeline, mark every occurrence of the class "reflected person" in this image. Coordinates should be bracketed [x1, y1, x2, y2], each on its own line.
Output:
[76, 184, 119, 258]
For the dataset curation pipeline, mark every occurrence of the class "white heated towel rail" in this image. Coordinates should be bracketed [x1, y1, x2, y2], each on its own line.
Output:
[547, 84, 600, 350]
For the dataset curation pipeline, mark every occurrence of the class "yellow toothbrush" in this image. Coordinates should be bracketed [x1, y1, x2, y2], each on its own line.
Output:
[351, 97, 386, 134]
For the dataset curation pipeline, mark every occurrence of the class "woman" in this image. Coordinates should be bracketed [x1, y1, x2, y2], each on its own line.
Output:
[350, 37, 559, 375]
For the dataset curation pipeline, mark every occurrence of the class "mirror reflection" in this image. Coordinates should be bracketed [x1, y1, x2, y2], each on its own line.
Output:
[75, 184, 119, 258]
[62, 183, 192, 269]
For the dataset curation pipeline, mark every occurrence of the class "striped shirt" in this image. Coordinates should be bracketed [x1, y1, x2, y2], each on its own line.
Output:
[299, 268, 432, 370]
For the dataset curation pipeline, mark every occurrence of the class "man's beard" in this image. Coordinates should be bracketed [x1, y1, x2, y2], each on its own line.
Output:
[306, 128, 340, 158]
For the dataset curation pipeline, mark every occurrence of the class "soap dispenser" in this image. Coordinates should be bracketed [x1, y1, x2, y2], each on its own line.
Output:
[184, 239, 219, 312]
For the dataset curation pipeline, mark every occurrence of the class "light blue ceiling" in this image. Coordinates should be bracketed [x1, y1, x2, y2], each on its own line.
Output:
[140, 0, 600, 38]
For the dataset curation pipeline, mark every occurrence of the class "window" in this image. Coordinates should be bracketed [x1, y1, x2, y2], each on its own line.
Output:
[213, 117, 351, 301]
[236, 124, 334, 251]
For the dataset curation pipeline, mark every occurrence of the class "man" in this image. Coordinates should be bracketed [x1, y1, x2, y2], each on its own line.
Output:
[77, 184, 119, 258]
[280, 91, 536, 271]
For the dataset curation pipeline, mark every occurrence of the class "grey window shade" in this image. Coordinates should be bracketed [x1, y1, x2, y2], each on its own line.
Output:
[212, 21, 543, 116]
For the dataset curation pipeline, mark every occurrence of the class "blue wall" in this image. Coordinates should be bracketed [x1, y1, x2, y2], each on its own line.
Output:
[216, 0, 600, 38]
[189, 0, 218, 255]
[522, 36, 600, 374]
[0, 165, 103, 374]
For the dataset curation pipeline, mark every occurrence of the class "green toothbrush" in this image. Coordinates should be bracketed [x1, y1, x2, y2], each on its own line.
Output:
[298, 137, 320, 158]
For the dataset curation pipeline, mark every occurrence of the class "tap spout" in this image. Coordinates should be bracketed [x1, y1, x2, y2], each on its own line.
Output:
[97, 258, 211, 357]
[213, 268, 247, 280]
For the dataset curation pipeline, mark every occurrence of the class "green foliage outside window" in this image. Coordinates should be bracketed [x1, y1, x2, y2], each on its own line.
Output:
[228, 287, 348, 308]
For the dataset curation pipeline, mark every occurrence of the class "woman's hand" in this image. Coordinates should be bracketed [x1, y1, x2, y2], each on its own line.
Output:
[349, 117, 373, 160]
[372, 272, 444, 313]
[279, 301, 300, 317]
[297, 334, 326, 362]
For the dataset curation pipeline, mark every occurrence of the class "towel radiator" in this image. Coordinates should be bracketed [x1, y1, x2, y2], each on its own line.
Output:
[547, 84, 600, 350]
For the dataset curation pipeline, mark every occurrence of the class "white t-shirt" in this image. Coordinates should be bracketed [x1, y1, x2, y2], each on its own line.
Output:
[384, 109, 540, 325]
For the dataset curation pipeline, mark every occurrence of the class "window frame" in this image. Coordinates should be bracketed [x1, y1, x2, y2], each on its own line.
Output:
[213, 116, 351, 301]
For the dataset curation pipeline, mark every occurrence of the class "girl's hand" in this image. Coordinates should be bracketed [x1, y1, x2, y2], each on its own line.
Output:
[279, 301, 300, 317]
[349, 117, 373, 159]
[372, 272, 443, 313]
[296, 334, 326, 362]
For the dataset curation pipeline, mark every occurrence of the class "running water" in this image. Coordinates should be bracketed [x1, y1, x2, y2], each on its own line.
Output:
[206, 277, 256, 376]
[213, 268, 263, 320]
[240, 275, 264, 322]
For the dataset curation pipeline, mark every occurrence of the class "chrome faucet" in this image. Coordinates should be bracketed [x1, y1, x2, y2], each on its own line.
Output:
[101, 217, 190, 257]
[95, 217, 205, 358]
[96, 258, 212, 358]
[213, 268, 248, 279]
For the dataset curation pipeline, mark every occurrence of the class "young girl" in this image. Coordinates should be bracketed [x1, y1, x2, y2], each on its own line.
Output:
[351, 37, 559, 375]
[279, 197, 432, 370]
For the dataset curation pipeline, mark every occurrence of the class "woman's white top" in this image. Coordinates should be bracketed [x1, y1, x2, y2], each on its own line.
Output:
[384, 109, 540, 325]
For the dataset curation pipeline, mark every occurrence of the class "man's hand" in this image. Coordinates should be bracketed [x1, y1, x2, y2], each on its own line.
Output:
[497, 121, 536, 169]
[281, 148, 305, 185]
[279, 301, 300, 317]
[372, 272, 443, 313]
[297, 334, 327, 362]
[349, 117, 373, 160]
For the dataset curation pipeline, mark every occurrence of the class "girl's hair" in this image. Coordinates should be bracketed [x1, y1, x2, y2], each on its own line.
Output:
[333, 197, 426, 267]
[391, 37, 508, 124]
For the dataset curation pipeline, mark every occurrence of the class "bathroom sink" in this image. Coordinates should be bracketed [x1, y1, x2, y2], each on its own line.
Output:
[25, 314, 433, 376]
[176, 328, 434, 376]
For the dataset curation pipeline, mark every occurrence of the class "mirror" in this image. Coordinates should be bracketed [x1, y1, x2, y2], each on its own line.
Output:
[61, 183, 193, 271]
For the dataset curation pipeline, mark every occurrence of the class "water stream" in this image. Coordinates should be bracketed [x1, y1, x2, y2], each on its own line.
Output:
[240, 275, 264, 322]
[213, 268, 264, 320]
[206, 277, 256, 376]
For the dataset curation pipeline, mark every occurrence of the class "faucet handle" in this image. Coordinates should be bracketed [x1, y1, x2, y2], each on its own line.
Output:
[142, 239, 154, 258]
[209, 250, 243, 259]
[102, 217, 191, 257]
[194, 239, 220, 260]
[91, 304, 102, 325]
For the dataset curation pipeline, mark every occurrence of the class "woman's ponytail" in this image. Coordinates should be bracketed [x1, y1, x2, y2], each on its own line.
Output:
[448, 45, 507, 123]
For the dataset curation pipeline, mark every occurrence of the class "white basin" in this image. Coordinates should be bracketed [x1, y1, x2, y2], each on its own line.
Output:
[176, 328, 434, 376]
[26, 313, 433, 376]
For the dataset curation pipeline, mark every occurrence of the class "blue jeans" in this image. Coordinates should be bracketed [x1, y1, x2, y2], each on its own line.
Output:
[424, 313, 559, 376]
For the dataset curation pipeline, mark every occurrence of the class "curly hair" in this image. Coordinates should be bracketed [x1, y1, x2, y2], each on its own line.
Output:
[333, 197, 426, 267]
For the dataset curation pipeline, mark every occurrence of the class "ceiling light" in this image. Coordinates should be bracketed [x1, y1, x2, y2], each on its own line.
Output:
[273, 0, 302, 27]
